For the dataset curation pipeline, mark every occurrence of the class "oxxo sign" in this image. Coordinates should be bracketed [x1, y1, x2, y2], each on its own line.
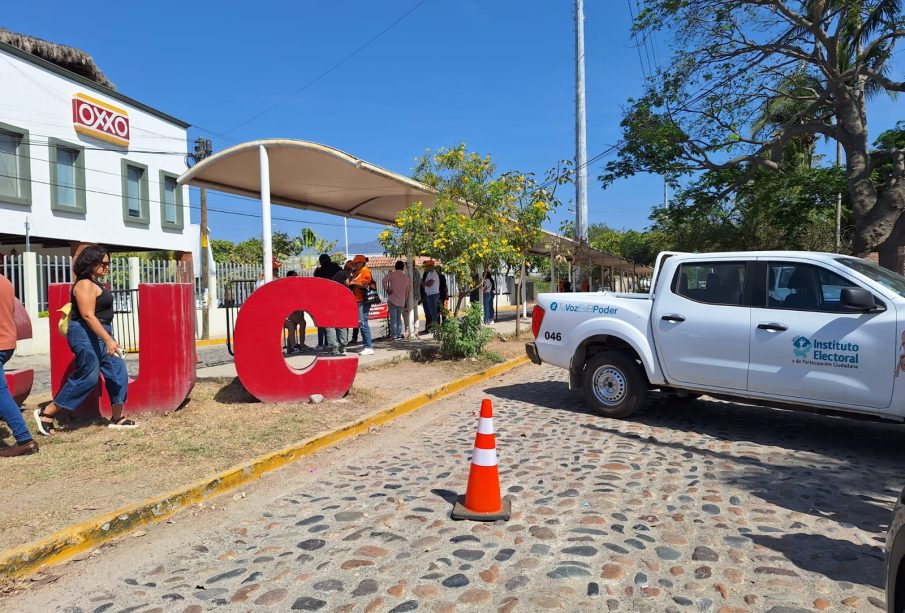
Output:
[72, 93, 130, 147]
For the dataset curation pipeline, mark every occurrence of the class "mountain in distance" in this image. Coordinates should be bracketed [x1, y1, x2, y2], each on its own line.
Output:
[345, 239, 384, 255]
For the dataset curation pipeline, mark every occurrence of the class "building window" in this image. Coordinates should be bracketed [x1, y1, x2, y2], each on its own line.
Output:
[159, 171, 184, 229]
[121, 159, 149, 224]
[49, 138, 86, 214]
[0, 122, 31, 206]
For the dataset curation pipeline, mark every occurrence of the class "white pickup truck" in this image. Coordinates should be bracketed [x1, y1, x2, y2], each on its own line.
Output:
[525, 251, 905, 420]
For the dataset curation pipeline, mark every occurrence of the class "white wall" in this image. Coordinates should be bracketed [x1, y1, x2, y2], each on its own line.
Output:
[0, 48, 192, 252]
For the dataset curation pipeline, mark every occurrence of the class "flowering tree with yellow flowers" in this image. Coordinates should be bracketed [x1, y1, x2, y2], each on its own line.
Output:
[380, 144, 568, 334]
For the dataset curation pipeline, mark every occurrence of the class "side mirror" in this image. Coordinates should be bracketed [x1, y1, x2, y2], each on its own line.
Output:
[841, 287, 881, 312]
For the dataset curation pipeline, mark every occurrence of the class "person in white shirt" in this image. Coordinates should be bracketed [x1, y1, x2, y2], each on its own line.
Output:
[421, 260, 440, 333]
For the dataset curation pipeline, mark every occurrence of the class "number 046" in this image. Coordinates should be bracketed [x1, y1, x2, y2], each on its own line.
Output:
[544, 331, 562, 341]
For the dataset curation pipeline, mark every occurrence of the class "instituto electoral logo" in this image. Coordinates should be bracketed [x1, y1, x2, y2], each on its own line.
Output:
[550, 302, 558, 312]
[72, 93, 130, 147]
[792, 335, 811, 358]
[791, 334, 859, 368]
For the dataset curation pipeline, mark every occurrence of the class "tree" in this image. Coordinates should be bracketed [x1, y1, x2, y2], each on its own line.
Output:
[210, 239, 237, 263]
[603, 0, 905, 267]
[650, 157, 849, 252]
[380, 144, 564, 335]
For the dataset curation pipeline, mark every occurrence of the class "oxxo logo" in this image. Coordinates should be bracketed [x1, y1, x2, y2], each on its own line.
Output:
[72, 93, 130, 147]
[792, 335, 812, 358]
[550, 301, 558, 312]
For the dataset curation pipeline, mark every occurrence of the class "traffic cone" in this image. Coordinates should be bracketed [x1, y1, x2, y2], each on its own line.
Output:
[451, 399, 512, 521]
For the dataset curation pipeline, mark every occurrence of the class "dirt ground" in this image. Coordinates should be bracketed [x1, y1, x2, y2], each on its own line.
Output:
[0, 337, 527, 553]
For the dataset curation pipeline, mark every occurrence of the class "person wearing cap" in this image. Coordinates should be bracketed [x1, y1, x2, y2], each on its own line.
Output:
[313, 254, 341, 350]
[350, 255, 374, 356]
[421, 260, 441, 333]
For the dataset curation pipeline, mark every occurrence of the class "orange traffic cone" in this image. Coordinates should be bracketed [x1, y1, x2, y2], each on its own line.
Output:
[451, 399, 512, 521]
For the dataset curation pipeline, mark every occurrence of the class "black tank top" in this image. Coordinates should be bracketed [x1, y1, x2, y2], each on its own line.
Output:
[71, 279, 114, 323]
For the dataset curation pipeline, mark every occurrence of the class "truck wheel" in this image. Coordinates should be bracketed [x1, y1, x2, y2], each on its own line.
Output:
[582, 351, 647, 418]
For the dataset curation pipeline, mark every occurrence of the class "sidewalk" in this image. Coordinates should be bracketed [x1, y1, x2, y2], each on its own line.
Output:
[10, 306, 535, 393]
[195, 306, 533, 379]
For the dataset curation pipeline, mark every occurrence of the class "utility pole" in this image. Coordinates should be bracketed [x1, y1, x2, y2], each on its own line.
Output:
[575, 0, 589, 291]
[188, 138, 213, 338]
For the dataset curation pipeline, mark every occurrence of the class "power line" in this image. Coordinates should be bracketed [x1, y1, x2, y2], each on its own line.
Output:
[0, 170, 382, 230]
[211, 0, 431, 140]
[625, 0, 650, 81]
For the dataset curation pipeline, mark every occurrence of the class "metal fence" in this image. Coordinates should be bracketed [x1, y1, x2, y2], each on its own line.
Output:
[1, 254, 25, 305]
[37, 255, 73, 312]
[111, 289, 140, 353]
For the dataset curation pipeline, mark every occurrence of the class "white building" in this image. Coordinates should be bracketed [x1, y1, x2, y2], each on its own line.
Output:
[0, 35, 195, 261]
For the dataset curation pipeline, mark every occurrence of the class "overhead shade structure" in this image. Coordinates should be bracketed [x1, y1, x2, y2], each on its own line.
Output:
[177, 138, 644, 277]
[178, 139, 438, 228]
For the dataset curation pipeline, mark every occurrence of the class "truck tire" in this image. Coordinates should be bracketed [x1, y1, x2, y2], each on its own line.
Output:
[582, 351, 647, 418]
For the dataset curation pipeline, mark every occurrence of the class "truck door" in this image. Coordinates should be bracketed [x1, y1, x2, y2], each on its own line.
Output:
[652, 260, 751, 391]
[747, 260, 896, 409]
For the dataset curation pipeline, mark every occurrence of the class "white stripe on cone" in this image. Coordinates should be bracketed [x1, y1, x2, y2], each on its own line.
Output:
[477, 417, 494, 434]
[472, 447, 498, 467]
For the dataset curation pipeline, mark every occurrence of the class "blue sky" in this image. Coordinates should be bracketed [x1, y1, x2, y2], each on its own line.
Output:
[6, 1, 903, 250]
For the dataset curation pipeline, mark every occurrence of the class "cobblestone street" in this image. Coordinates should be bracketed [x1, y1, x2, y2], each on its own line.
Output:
[5, 363, 900, 612]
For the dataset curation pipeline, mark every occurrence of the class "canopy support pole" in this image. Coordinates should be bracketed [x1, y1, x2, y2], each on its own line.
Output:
[260, 144, 273, 282]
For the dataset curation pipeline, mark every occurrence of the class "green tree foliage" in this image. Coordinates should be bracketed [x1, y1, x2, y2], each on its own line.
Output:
[209, 229, 338, 265]
[873, 121, 905, 197]
[604, 0, 905, 267]
[650, 159, 849, 253]
[380, 144, 565, 318]
[561, 222, 660, 266]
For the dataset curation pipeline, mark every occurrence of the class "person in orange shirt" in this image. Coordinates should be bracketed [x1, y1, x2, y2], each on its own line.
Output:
[0, 273, 38, 456]
[350, 255, 374, 356]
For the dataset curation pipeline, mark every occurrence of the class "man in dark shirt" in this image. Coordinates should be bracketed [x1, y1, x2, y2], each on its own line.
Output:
[325, 261, 353, 355]
[313, 254, 342, 349]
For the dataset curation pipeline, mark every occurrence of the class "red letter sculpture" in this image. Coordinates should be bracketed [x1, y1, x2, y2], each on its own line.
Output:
[233, 276, 359, 402]
[5, 299, 34, 406]
[49, 283, 196, 417]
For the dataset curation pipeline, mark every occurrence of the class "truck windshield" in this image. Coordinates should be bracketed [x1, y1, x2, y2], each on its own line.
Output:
[836, 257, 905, 298]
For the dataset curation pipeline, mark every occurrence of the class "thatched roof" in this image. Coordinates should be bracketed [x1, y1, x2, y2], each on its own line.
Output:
[0, 28, 114, 90]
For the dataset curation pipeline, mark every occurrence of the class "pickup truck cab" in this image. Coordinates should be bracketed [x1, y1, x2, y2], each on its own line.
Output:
[526, 251, 905, 420]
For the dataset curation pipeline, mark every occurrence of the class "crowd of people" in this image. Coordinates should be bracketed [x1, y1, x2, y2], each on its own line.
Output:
[274, 255, 500, 354]
[0, 250, 501, 452]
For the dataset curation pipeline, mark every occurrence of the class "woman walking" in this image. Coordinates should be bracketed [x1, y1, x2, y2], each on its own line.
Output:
[482, 271, 496, 324]
[34, 246, 135, 434]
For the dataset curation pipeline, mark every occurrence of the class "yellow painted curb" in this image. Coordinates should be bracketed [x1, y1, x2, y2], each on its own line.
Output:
[0, 355, 532, 581]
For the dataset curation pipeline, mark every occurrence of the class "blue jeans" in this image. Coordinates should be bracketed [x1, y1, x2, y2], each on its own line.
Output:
[55, 320, 128, 411]
[425, 293, 440, 328]
[357, 302, 373, 349]
[0, 349, 32, 444]
[483, 292, 494, 323]
[389, 304, 404, 339]
[317, 328, 327, 347]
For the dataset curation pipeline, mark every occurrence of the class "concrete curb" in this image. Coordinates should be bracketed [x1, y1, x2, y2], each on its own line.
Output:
[0, 355, 531, 581]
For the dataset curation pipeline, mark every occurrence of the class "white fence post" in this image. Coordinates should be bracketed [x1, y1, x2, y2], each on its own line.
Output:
[22, 251, 39, 318]
[128, 257, 140, 291]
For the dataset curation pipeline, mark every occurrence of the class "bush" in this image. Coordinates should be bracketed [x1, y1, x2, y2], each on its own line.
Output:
[38, 311, 49, 318]
[435, 302, 493, 359]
